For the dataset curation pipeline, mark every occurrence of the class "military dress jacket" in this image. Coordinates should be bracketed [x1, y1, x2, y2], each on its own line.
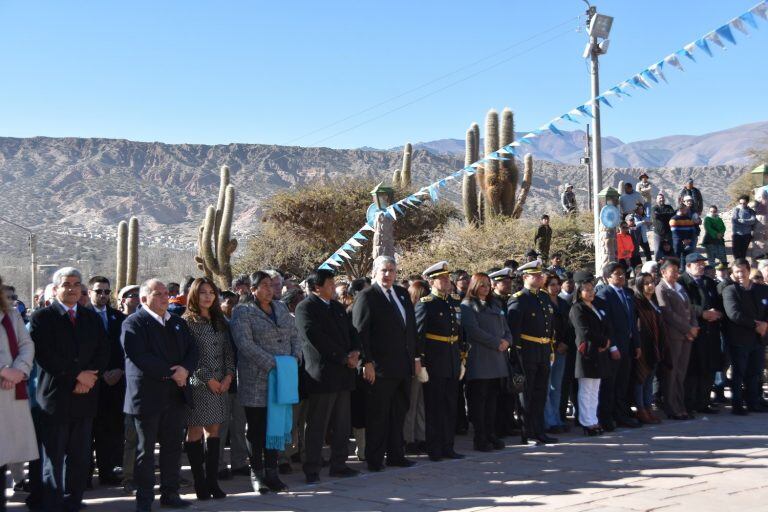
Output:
[415, 291, 464, 379]
[507, 287, 554, 364]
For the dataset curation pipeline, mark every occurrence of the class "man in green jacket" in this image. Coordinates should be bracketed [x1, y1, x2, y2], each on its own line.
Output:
[703, 205, 726, 267]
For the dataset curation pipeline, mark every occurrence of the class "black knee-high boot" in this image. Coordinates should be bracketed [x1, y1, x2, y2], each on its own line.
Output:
[204, 437, 226, 499]
[184, 440, 210, 500]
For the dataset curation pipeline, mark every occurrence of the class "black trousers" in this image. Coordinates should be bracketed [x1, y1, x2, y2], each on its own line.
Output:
[132, 403, 186, 508]
[614, 348, 633, 420]
[684, 371, 715, 412]
[423, 376, 458, 457]
[521, 357, 550, 437]
[40, 415, 93, 512]
[732, 234, 752, 260]
[243, 406, 278, 471]
[364, 376, 409, 467]
[560, 350, 577, 423]
[455, 377, 469, 431]
[92, 407, 124, 479]
[302, 391, 351, 475]
[467, 378, 500, 445]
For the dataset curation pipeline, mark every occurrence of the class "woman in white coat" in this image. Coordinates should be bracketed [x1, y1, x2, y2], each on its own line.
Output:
[0, 277, 38, 511]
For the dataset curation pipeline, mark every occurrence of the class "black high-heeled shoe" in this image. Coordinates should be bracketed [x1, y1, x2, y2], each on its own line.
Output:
[582, 427, 600, 437]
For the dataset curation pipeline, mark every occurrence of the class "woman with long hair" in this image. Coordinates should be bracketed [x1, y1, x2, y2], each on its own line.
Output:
[403, 280, 429, 454]
[543, 273, 574, 434]
[183, 278, 236, 500]
[460, 273, 511, 451]
[631, 273, 663, 424]
[569, 273, 612, 436]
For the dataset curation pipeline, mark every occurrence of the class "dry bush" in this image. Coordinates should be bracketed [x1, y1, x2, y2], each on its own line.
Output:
[235, 178, 459, 278]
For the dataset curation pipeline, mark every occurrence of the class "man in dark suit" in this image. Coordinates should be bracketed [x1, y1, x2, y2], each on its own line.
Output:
[122, 279, 199, 512]
[721, 259, 768, 415]
[29, 267, 110, 512]
[295, 269, 361, 484]
[352, 255, 421, 471]
[87, 275, 127, 486]
[678, 254, 724, 415]
[596, 262, 642, 430]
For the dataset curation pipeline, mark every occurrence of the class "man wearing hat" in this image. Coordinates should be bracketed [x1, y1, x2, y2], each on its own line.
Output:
[489, 268, 513, 306]
[678, 253, 724, 416]
[507, 260, 557, 445]
[524, 250, 539, 264]
[678, 178, 704, 216]
[637, 173, 653, 216]
[118, 284, 141, 316]
[415, 262, 465, 461]
[561, 184, 577, 216]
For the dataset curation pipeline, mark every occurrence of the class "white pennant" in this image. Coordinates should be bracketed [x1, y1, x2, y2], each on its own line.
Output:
[683, 42, 697, 54]
[327, 258, 341, 267]
[348, 238, 363, 248]
[664, 54, 684, 71]
[752, 3, 768, 21]
[337, 249, 352, 260]
[649, 64, 668, 83]
[731, 17, 749, 35]
[705, 31, 725, 48]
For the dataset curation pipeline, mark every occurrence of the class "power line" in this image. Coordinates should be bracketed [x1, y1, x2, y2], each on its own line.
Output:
[284, 16, 579, 146]
[308, 28, 576, 147]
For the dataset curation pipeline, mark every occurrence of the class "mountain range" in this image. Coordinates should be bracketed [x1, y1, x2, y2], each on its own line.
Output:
[399, 120, 768, 168]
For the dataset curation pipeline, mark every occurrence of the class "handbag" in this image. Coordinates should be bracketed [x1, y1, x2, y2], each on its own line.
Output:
[504, 346, 526, 394]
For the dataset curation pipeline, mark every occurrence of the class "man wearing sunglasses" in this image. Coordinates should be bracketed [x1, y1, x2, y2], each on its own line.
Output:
[88, 276, 128, 487]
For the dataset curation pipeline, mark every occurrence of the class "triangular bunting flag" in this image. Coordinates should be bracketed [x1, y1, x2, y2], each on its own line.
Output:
[341, 242, 355, 252]
[740, 11, 759, 29]
[752, 2, 768, 21]
[353, 231, 367, 241]
[716, 24, 737, 44]
[337, 249, 352, 260]
[694, 38, 713, 57]
[676, 48, 695, 62]
[576, 105, 594, 118]
[548, 123, 563, 135]
[664, 54, 684, 71]
[348, 238, 363, 248]
[705, 31, 725, 48]
[598, 95, 613, 108]
[319, 263, 333, 270]
[360, 224, 374, 232]
[331, 254, 344, 263]
[649, 63, 667, 83]
[640, 69, 658, 84]
[731, 17, 749, 35]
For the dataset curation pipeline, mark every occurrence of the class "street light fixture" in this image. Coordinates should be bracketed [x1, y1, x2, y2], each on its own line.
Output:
[0, 216, 38, 306]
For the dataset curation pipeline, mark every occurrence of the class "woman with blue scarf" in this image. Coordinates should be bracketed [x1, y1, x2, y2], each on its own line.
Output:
[230, 271, 301, 495]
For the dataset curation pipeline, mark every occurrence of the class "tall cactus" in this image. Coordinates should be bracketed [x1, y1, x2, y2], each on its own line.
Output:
[462, 126, 479, 225]
[499, 107, 519, 216]
[392, 169, 401, 188]
[512, 153, 534, 219]
[126, 216, 139, 285]
[195, 165, 238, 290]
[401, 143, 412, 188]
[115, 221, 128, 295]
[483, 109, 502, 217]
[471, 122, 484, 224]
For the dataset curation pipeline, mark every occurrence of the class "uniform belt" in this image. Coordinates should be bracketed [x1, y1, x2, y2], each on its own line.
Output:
[520, 334, 553, 344]
[425, 333, 459, 343]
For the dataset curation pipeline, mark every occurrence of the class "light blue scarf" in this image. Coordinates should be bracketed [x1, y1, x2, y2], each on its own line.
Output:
[265, 355, 299, 450]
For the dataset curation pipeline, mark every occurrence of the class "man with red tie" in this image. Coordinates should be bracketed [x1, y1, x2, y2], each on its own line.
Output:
[30, 267, 109, 512]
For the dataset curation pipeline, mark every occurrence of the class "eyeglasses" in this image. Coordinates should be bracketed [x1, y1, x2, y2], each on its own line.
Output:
[92, 289, 111, 295]
[124, 293, 139, 299]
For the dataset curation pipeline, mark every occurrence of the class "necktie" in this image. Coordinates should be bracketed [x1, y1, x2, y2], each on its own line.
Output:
[68, 309, 77, 327]
[100, 309, 108, 330]
[387, 289, 405, 325]
[618, 289, 630, 316]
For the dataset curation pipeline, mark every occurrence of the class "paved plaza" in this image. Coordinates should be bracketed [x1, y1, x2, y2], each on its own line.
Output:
[7, 409, 768, 512]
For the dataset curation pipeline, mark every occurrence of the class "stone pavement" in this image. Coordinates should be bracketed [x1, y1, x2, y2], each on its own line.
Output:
[8, 410, 768, 511]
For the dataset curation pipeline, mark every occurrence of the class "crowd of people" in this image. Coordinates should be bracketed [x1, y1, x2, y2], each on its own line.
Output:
[1, 176, 767, 512]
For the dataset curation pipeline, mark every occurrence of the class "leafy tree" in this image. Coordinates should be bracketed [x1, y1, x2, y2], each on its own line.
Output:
[235, 179, 459, 278]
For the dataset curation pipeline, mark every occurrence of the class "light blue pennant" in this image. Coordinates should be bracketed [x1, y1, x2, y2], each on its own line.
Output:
[598, 96, 613, 108]
[716, 24, 736, 44]
[353, 231, 367, 241]
[331, 254, 344, 263]
[576, 105, 594, 118]
[676, 48, 695, 62]
[640, 69, 658, 84]
[319, 263, 333, 270]
[548, 123, 563, 136]
[694, 38, 713, 57]
[631, 76, 649, 89]
[740, 11, 758, 30]
[428, 185, 439, 202]
[341, 242, 355, 252]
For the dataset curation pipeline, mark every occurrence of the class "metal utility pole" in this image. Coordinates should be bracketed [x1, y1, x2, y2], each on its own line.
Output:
[581, 124, 593, 211]
[0, 216, 38, 306]
[583, 3, 613, 273]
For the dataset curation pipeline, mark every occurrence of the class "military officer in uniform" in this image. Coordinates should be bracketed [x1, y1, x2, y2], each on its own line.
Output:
[415, 261, 466, 461]
[507, 260, 558, 445]
[490, 268, 514, 306]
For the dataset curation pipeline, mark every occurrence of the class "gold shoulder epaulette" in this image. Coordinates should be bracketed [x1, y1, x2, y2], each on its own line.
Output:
[420, 295, 434, 303]
[451, 293, 461, 300]
[513, 291, 524, 298]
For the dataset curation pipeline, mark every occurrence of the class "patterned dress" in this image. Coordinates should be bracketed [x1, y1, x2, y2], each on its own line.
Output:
[185, 317, 236, 426]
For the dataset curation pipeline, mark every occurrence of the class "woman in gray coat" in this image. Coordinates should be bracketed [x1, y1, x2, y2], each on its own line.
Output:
[230, 271, 301, 495]
[460, 273, 511, 452]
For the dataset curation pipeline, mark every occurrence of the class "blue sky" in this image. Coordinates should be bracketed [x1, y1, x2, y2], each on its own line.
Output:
[0, 1, 765, 149]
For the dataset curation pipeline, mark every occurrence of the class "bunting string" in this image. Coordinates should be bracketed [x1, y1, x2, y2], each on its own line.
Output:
[318, 0, 768, 271]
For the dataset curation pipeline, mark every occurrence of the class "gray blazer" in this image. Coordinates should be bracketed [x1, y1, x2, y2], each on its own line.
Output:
[230, 300, 301, 408]
[461, 298, 510, 380]
[655, 281, 697, 344]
